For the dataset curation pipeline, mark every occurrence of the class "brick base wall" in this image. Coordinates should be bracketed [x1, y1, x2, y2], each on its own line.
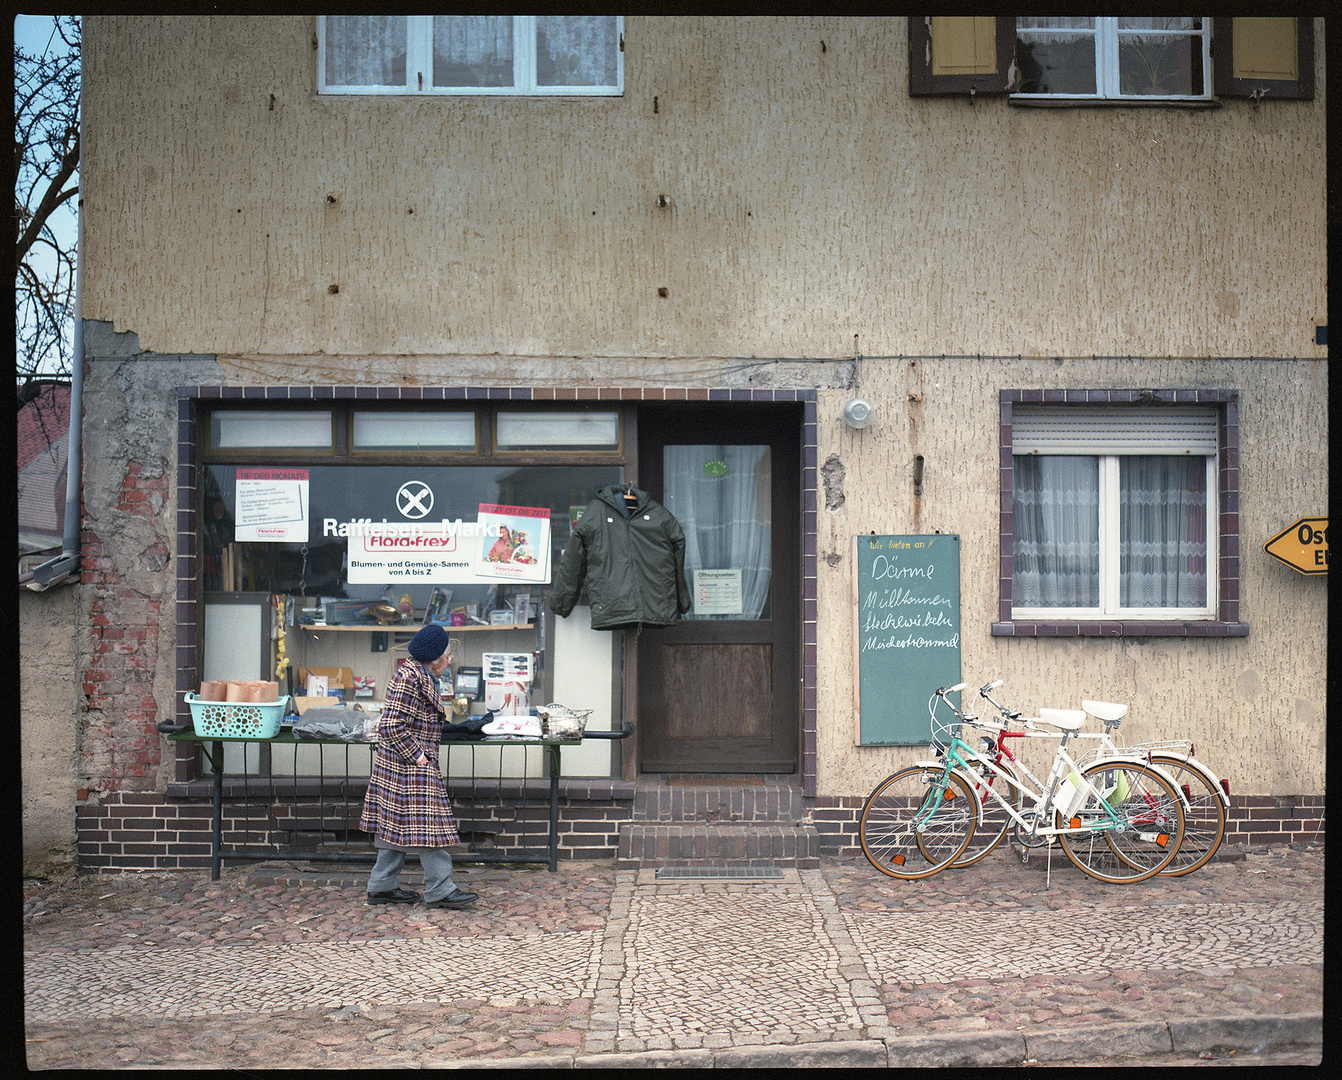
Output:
[76, 788, 1323, 873]
[805, 793, 1327, 859]
[76, 784, 638, 873]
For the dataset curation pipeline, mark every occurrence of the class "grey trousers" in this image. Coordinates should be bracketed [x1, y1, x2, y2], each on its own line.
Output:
[367, 842, 458, 903]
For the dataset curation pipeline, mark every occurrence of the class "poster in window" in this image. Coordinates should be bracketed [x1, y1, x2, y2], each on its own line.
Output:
[235, 468, 309, 542]
[475, 504, 552, 583]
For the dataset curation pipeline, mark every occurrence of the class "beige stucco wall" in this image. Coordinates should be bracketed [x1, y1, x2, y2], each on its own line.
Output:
[80, 17, 1326, 363]
[814, 356, 1327, 799]
[63, 17, 1327, 811]
[21, 586, 81, 876]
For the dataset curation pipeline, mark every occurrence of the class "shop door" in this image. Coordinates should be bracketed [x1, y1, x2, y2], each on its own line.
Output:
[636, 405, 799, 773]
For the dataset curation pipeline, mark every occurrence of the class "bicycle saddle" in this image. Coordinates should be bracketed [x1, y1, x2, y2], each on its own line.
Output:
[1037, 708, 1087, 731]
[1081, 700, 1128, 722]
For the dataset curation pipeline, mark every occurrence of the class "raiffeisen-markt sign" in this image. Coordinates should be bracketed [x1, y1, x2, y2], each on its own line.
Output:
[1263, 517, 1328, 575]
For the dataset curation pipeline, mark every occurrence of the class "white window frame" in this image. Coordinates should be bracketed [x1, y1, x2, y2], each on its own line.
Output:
[1011, 407, 1219, 622]
[1013, 17, 1213, 102]
[317, 15, 623, 97]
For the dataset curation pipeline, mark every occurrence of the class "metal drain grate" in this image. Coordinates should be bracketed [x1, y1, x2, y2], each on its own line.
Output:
[653, 866, 785, 881]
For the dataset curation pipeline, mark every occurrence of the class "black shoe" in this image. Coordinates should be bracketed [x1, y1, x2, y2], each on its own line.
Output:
[424, 888, 478, 909]
[367, 887, 420, 904]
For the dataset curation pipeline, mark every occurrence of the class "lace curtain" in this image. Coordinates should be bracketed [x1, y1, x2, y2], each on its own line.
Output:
[324, 15, 406, 87]
[1013, 456, 1100, 608]
[1119, 455, 1208, 607]
[1014, 454, 1208, 610]
[663, 445, 772, 621]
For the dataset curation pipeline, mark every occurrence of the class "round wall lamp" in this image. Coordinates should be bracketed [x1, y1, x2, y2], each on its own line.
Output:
[843, 397, 874, 429]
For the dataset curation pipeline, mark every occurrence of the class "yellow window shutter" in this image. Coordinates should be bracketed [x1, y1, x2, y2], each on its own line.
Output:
[1231, 18, 1297, 81]
[909, 16, 1014, 96]
[1212, 17, 1314, 100]
[930, 17, 998, 77]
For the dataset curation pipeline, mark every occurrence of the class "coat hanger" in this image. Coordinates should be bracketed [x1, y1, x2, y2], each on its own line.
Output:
[623, 483, 637, 507]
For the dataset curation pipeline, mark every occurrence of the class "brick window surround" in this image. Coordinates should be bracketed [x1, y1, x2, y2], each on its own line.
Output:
[175, 385, 821, 796]
[993, 388, 1248, 638]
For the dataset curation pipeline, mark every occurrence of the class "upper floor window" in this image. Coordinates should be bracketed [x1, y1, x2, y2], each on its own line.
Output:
[318, 15, 623, 96]
[1014, 18, 1211, 101]
[909, 17, 1313, 103]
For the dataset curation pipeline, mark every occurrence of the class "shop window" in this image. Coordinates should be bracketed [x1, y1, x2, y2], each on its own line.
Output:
[210, 410, 332, 449]
[318, 15, 623, 96]
[351, 411, 476, 450]
[995, 392, 1246, 637]
[496, 410, 620, 451]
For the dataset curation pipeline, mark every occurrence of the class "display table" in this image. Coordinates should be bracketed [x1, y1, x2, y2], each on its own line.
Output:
[167, 724, 633, 879]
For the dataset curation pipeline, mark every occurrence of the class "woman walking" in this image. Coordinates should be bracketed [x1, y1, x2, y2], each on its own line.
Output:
[360, 624, 478, 909]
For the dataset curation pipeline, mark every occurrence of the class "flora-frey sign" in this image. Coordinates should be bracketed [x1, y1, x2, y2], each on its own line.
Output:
[1264, 518, 1328, 575]
[333, 517, 490, 584]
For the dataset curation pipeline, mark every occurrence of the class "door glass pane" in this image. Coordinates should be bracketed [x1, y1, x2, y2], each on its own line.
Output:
[535, 16, 620, 89]
[1012, 455, 1100, 607]
[663, 445, 771, 620]
[433, 15, 514, 88]
[325, 16, 407, 87]
[1119, 455, 1208, 608]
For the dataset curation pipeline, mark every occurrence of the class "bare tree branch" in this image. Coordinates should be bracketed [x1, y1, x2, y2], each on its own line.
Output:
[14, 14, 81, 383]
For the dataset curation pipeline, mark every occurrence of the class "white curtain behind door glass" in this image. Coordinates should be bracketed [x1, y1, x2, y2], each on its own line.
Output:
[1012, 456, 1099, 607]
[664, 445, 771, 620]
[325, 16, 407, 87]
[1119, 455, 1208, 607]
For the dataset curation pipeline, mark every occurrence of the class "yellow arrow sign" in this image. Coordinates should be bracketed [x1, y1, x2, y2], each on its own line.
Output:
[1264, 518, 1328, 575]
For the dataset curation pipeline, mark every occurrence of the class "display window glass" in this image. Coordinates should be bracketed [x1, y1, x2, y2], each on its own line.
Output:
[198, 461, 624, 776]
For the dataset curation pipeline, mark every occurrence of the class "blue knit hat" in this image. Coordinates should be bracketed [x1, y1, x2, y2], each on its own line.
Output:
[408, 624, 451, 663]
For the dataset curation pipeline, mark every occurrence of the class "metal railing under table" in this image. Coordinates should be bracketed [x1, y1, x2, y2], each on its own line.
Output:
[167, 725, 633, 880]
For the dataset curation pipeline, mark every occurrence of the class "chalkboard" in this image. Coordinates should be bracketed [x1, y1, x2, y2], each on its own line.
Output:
[852, 534, 962, 745]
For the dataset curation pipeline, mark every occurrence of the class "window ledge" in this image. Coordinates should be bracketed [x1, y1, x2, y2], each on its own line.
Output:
[992, 621, 1250, 638]
[1009, 98, 1222, 110]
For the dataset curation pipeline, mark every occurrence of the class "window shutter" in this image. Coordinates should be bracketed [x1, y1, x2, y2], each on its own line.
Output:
[1213, 17, 1314, 100]
[909, 16, 1016, 97]
[1013, 406, 1218, 456]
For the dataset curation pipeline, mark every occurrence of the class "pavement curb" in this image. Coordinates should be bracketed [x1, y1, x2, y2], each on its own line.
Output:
[433, 1013, 1323, 1069]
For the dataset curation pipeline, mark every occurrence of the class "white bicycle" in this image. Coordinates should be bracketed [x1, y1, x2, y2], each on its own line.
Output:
[957, 681, 1229, 876]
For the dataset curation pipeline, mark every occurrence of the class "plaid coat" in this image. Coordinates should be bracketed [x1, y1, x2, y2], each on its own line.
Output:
[359, 659, 460, 848]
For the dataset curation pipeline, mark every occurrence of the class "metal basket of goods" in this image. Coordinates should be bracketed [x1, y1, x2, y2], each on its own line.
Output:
[536, 703, 592, 741]
[185, 682, 290, 739]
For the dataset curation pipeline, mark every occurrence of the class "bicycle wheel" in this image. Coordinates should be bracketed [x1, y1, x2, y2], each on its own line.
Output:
[859, 766, 976, 880]
[949, 760, 1023, 868]
[1056, 762, 1184, 884]
[1150, 755, 1227, 876]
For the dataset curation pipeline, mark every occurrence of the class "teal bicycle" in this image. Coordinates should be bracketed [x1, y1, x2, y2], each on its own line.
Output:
[858, 684, 1186, 883]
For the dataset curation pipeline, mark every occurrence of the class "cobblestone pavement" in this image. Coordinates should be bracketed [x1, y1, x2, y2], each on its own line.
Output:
[23, 842, 1324, 1069]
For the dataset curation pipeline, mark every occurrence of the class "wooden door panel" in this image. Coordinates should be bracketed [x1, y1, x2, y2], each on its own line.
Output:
[661, 643, 772, 739]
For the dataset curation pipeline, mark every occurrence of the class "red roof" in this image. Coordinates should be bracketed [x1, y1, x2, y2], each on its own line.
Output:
[17, 383, 72, 471]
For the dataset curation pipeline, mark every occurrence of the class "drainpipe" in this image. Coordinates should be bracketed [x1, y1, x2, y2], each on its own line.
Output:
[29, 25, 83, 592]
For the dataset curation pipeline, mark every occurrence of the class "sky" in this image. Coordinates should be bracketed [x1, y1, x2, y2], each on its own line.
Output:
[14, 14, 80, 378]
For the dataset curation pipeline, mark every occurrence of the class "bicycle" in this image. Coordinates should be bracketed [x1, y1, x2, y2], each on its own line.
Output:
[960, 682, 1229, 876]
[858, 684, 1186, 883]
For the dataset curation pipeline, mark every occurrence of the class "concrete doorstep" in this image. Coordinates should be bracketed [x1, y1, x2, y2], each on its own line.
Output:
[431, 1011, 1323, 1069]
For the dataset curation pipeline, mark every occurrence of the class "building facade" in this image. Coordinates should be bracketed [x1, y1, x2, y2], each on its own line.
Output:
[22, 16, 1326, 874]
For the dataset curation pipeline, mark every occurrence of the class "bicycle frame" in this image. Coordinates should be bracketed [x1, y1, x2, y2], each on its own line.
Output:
[978, 683, 1230, 811]
[915, 686, 1175, 846]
